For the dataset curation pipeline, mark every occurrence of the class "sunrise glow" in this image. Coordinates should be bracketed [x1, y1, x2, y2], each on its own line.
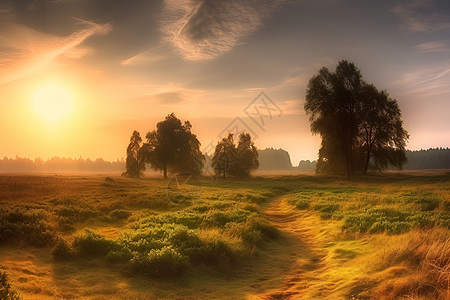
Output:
[32, 84, 74, 124]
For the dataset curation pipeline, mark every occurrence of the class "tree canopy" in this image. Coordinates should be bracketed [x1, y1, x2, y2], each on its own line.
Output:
[143, 113, 204, 178]
[211, 133, 259, 178]
[305, 60, 408, 177]
[123, 130, 146, 177]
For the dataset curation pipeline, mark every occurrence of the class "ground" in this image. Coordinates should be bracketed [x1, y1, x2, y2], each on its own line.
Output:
[0, 171, 448, 299]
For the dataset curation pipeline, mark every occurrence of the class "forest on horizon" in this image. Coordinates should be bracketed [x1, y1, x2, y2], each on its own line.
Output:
[1, 147, 449, 173]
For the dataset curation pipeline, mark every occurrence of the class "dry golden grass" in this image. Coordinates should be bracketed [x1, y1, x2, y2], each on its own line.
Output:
[370, 228, 449, 300]
[0, 172, 448, 299]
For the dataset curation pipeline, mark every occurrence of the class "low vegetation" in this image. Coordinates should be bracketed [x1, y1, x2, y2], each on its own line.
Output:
[0, 271, 20, 300]
[0, 172, 448, 299]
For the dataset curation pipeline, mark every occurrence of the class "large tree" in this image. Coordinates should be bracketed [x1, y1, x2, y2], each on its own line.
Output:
[358, 84, 409, 174]
[123, 130, 146, 177]
[305, 60, 408, 177]
[212, 133, 259, 178]
[143, 113, 204, 178]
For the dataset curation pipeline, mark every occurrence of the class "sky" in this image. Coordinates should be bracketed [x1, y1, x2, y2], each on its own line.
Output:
[0, 0, 449, 165]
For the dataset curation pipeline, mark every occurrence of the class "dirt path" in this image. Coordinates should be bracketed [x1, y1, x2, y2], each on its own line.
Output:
[255, 195, 332, 299]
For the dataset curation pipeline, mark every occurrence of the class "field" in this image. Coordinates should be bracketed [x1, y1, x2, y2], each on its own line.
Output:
[0, 172, 449, 299]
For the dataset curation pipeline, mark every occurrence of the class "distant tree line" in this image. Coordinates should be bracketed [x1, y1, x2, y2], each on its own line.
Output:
[257, 148, 292, 170]
[402, 148, 450, 170]
[297, 160, 317, 170]
[0, 156, 124, 173]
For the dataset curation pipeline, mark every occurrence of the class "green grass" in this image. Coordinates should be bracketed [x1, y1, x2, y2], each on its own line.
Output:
[289, 174, 449, 234]
[0, 172, 449, 299]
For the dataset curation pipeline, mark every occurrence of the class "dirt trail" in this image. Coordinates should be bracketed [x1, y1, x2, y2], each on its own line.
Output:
[255, 195, 332, 300]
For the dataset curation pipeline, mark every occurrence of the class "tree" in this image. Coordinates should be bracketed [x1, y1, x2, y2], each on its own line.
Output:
[211, 133, 259, 178]
[235, 132, 259, 176]
[143, 113, 204, 179]
[358, 84, 409, 174]
[123, 130, 146, 177]
[305, 60, 408, 177]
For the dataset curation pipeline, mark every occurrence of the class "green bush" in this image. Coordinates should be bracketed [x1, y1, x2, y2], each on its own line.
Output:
[415, 197, 439, 211]
[198, 239, 235, 265]
[203, 208, 251, 227]
[109, 209, 132, 220]
[0, 209, 55, 247]
[314, 203, 339, 214]
[0, 271, 20, 300]
[56, 216, 76, 232]
[55, 206, 98, 220]
[106, 248, 133, 263]
[73, 230, 121, 258]
[52, 239, 74, 261]
[236, 217, 279, 246]
[129, 246, 189, 277]
[294, 199, 310, 209]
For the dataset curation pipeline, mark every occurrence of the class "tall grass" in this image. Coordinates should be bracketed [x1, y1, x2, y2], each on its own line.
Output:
[372, 229, 449, 299]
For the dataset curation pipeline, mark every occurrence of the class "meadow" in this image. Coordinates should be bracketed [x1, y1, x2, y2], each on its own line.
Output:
[0, 172, 448, 299]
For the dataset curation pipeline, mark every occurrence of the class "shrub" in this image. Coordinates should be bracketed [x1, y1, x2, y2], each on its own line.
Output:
[106, 248, 133, 263]
[294, 199, 310, 209]
[0, 271, 20, 300]
[54, 206, 98, 222]
[129, 246, 189, 277]
[56, 216, 76, 232]
[203, 208, 251, 227]
[52, 239, 74, 261]
[314, 203, 339, 214]
[199, 239, 235, 266]
[109, 209, 132, 220]
[0, 209, 55, 247]
[240, 217, 279, 246]
[415, 197, 440, 211]
[73, 230, 121, 258]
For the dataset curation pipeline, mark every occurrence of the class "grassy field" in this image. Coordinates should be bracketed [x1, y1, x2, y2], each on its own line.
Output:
[0, 172, 448, 299]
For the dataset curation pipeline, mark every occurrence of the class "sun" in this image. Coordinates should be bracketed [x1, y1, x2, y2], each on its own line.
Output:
[32, 84, 74, 123]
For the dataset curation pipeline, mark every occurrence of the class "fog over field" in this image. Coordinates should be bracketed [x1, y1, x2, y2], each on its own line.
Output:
[1, 1, 449, 299]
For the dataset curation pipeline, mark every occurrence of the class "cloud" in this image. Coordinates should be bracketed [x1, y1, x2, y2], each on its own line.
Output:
[151, 92, 184, 104]
[130, 83, 204, 106]
[278, 99, 304, 116]
[160, 0, 285, 61]
[415, 40, 449, 52]
[120, 50, 165, 66]
[0, 18, 111, 84]
[392, 0, 450, 32]
[396, 62, 450, 96]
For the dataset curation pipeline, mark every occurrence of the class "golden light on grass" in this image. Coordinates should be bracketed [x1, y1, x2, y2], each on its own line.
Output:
[32, 84, 74, 123]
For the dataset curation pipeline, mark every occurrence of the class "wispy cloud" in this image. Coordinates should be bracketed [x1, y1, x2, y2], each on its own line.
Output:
[392, 0, 450, 32]
[120, 50, 165, 66]
[397, 62, 450, 96]
[278, 99, 304, 116]
[130, 83, 204, 105]
[160, 0, 285, 61]
[415, 40, 449, 52]
[0, 18, 111, 84]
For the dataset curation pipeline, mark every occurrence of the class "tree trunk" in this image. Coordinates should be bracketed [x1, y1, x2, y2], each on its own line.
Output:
[346, 158, 352, 180]
[344, 146, 353, 180]
[363, 150, 371, 175]
[163, 165, 167, 179]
